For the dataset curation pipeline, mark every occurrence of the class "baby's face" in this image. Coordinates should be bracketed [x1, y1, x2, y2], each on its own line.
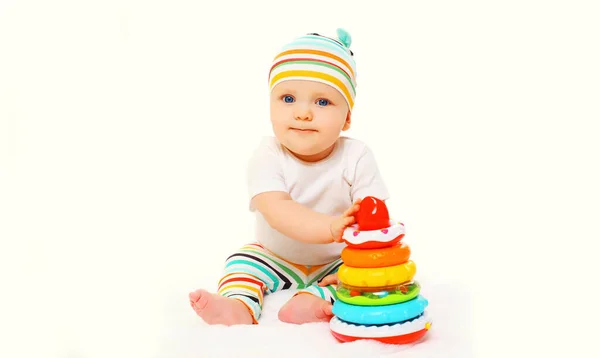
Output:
[270, 80, 350, 162]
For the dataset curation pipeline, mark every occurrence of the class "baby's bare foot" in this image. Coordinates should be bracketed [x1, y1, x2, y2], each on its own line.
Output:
[189, 289, 253, 326]
[278, 293, 333, 324]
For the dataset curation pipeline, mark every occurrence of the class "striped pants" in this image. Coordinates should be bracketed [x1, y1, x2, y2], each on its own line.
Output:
[218, 243, 342, 323]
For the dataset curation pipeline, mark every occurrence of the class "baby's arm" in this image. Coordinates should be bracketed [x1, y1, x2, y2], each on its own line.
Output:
[247, 138, 359, 244]
[252, 192, 356, 244]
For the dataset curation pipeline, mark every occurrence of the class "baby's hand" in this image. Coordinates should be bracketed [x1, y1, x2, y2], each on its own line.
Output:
[330, 198, 362, 243]
[318, 273, 338, 287]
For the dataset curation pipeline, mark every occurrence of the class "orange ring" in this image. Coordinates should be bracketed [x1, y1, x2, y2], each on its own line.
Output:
[341, 242, 411, 268]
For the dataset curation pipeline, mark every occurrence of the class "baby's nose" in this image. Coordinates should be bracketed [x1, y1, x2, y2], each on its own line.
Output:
[295, 110, 313, 121]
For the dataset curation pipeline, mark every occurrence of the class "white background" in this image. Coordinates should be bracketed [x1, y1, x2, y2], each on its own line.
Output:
[1, 0, 599, 357]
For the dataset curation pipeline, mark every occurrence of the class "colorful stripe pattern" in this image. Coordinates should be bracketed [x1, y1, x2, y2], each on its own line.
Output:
[218, 243, 342, 321]
[268, 29, 358, 110]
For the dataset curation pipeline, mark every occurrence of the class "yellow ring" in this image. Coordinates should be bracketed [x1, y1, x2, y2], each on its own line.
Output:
[337, 261, 417, 287]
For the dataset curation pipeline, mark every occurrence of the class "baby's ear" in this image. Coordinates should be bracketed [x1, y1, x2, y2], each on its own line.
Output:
[342, 111, 352, 131]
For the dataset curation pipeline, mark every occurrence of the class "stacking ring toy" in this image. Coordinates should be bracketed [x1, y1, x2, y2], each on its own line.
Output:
[332, 295, 428, 325]
[341, 242, 411, 268]
[330, 311, 432, 344]
[337, 261, 416, 287]
[342, 220, 405, 249]
[336, 281, 420, 306]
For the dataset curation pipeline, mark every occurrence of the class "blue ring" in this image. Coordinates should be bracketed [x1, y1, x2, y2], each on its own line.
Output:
[332, 295, 428, 325]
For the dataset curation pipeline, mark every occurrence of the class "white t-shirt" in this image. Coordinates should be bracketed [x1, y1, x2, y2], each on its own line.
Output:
[246, 136, 390, 265]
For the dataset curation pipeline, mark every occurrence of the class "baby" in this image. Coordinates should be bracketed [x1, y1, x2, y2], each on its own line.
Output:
[189, 28, 390, 325]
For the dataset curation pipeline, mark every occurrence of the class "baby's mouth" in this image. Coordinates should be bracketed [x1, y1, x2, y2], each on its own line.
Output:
[290, 127, 318, 132]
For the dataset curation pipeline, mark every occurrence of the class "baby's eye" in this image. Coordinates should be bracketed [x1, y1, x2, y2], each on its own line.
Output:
[317, 98, 330, 106]
[282, 95, 295, 103]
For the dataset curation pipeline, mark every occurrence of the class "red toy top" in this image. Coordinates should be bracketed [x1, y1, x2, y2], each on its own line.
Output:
[355, 196, 390, 231]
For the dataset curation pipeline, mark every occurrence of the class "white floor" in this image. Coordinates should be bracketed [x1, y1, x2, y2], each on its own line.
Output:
[1, 245, 474, 358]
[158, 277, 474, 358]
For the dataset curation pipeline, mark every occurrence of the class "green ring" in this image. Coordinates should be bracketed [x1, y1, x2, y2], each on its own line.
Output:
[336, 282, 421, 306]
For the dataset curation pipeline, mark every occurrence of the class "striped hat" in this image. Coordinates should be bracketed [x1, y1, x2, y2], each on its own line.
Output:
[268, 29, 358, 110]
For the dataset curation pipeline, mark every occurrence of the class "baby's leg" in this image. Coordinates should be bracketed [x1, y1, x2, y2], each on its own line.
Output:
[190, 243, 299, 324]
[278, 259, 342, 324]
